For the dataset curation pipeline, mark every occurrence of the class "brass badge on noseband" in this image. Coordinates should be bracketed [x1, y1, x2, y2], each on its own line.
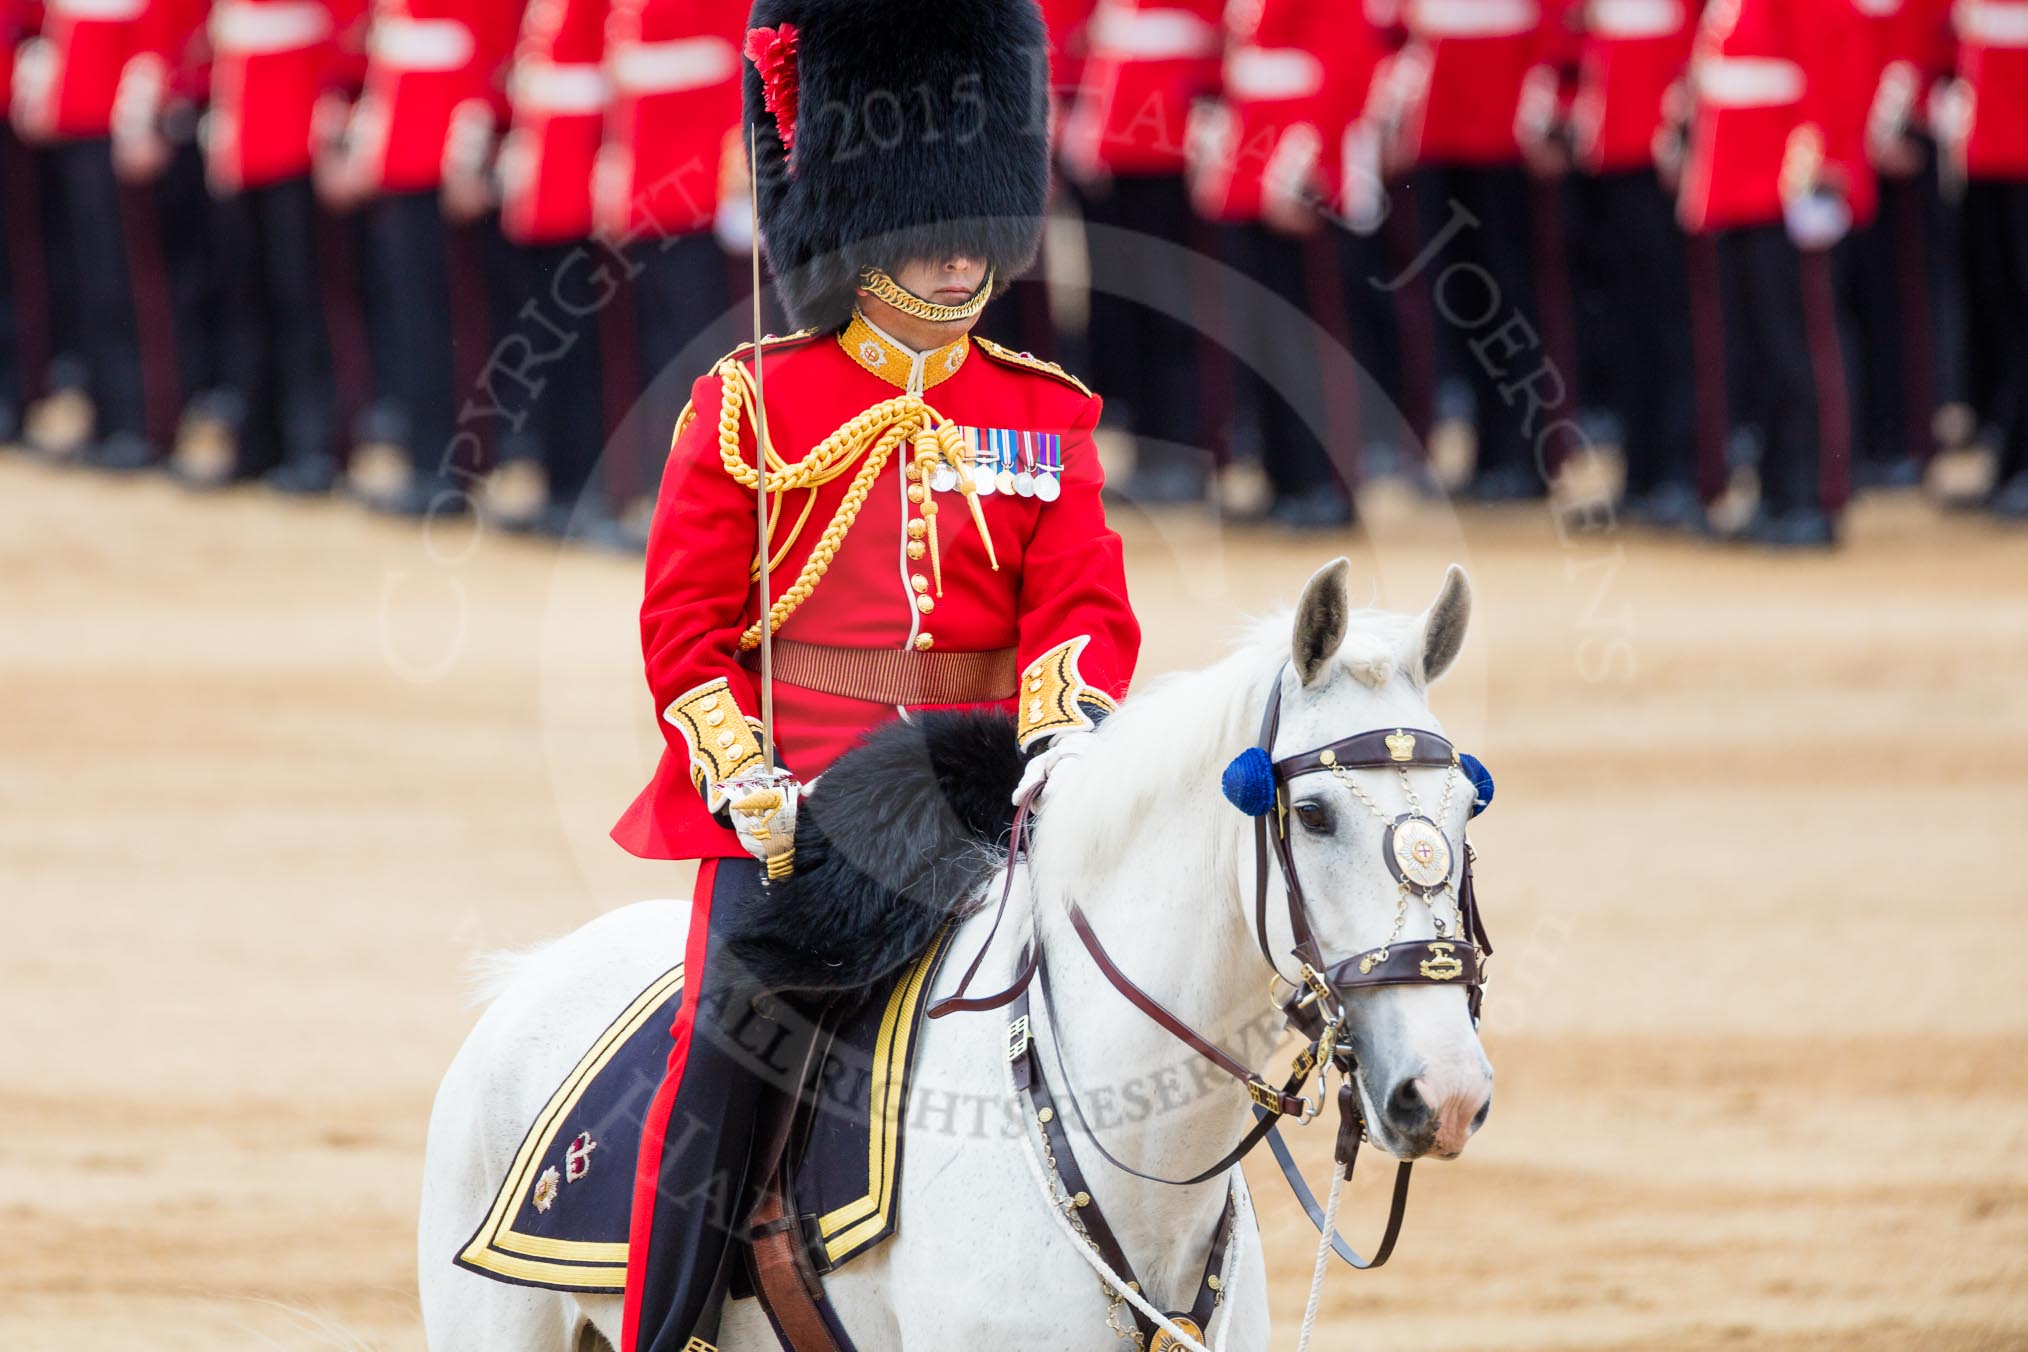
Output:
[1419, 941, 1466, 982]
[1386, 815, 1454, 895]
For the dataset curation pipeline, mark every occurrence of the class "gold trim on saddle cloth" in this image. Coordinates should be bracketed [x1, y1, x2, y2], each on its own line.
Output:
[454, 927, 958, 1291]
[455, 964, 686, 1290]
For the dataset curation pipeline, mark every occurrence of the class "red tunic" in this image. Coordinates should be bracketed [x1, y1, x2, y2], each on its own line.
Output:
[208, 0, 368, 190]
[1398, 0, 1561, 167]
[1958, 0, 2028, 179]
[1678, 0, 1870, 233]
[1065, 0, 1224, 176]
[1193, 0, 1386, 222]
[612, 326, 1141, 862]
[20, 0, 145, 140]
[351, 0, 518, 194]
[596, 0, 743, 239]
[1041, 0, 1097, 97]
[1571, 0, 1696, 175]
[498, 0, 604, 243]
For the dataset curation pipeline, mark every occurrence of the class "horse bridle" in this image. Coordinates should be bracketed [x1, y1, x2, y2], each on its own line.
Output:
[930, 662, 1494, 1273]
[1248, 661, 1492, 1034]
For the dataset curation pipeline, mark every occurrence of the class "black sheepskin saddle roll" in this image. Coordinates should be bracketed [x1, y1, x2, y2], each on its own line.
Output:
[721, 710, 1025, 997]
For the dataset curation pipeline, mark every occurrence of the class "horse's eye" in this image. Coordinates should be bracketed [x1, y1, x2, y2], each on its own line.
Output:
[1293, 800, 1333, 834]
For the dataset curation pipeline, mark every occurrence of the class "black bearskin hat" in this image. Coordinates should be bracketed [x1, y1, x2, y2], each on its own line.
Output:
[743, 0, 1051, 333]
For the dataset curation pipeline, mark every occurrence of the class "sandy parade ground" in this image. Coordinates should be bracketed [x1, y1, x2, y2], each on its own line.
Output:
[4, 449, 2026, 1350]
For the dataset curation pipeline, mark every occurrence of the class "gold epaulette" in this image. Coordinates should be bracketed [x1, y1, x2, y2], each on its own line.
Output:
[724, 328, 822, 365]
[974, 338, 1094, 398]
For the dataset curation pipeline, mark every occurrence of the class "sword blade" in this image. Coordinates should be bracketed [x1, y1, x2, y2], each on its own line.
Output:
[750, 126, 776, 773]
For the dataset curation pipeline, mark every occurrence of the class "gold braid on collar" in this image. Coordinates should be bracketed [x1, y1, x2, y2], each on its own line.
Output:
[857, 266, 996, 323]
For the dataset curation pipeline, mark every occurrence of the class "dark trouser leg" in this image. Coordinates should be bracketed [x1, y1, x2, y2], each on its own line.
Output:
[623, 858, 818, 1352]
[1093, 173, 1206, 490]
[633, 231, 736, 500]
[1231, 223, 1348, 507]
[1832, 216, 1908, 476]
[54, 138, 148, 448]
[1718, 224, 1828, 517]
[1981, 182, 2028, 492]
[1599, 171, 1697, 496]
[156, 140, 227, 406]
[517, 240, 608, 515]
[365, 190, 458, 490]
[257, 177, 338, 474]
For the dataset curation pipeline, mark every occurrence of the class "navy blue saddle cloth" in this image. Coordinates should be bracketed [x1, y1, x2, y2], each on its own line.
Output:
[456, 928, 958, 1292]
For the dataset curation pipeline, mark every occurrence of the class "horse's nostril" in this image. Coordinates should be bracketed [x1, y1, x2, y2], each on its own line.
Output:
[1384, 1079, 1431, 1135]
[1471, 1097, 1492, 1132]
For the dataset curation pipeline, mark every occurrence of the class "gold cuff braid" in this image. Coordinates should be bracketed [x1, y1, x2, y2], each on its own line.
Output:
[1017, 636, 1114, 751]
[664, 678, 765, 810]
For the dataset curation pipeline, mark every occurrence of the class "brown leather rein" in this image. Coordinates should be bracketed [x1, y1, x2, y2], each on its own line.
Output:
[928, 663, 1494, 1273]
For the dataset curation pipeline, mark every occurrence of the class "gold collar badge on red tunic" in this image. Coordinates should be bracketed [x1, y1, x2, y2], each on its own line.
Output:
[840, 310, 970, 392]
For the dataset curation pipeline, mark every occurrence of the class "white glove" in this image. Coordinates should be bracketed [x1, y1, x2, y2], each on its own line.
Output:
[724, 772, 801, 880]
[1784, 189, 1851, 252]
[1013, 733, 1090, 812]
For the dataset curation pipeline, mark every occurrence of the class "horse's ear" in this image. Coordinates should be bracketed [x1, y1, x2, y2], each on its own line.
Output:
[1417, 564, 1472, 686]
[1292, 557, 1353, 687]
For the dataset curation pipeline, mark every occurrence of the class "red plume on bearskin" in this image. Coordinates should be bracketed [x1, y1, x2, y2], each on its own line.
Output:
[744, 24, 801, 157]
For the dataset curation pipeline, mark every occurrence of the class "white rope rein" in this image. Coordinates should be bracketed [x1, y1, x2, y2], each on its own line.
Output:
[1293, 1162, 1346, 1352]
[1009, 1050, 1234, 1352]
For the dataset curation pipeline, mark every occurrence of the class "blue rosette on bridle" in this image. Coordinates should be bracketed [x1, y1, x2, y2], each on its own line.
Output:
[1460, 753, 1494, 816]
[1220, 748, 1277, 817]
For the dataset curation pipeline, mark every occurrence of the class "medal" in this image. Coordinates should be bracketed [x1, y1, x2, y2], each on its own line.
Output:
[993, 428, 1018, 495]
[931, 463, 959, 494]
[1014, 433, 1036, 497]
[1034, 473, 1061, 502]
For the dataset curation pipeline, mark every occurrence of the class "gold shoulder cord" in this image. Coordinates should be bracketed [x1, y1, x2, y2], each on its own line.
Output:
[714, 358, 998, 652]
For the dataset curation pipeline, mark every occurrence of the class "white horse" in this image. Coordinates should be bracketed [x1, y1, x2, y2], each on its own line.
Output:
[419, 559, 1496, 1351]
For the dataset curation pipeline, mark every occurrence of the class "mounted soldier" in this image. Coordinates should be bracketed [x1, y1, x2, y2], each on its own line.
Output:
[607, 1, 1142, 1346]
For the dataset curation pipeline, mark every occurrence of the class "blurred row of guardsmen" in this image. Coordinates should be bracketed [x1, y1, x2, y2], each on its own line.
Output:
[4, 0, 2026, 547]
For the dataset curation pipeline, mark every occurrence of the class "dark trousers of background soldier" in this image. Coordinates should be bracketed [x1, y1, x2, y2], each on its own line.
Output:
[1086, 171, 1210, 501]
[1223, 220, 1355, 526]
[1572, 170, 1701, 521]
[49, 138, 150, 464]
[493, 239, 609, 533]
[214, 175, 340, 492]
[1961, 179, 2028, 513]
[1833, 214, 1917, 488]
[630, 230, 736, 505]
[1715, 222, 1850, 531]
[1409, 163, 1563, 500]
[155, 139, 231, 423]
[363, 188, 462, 509]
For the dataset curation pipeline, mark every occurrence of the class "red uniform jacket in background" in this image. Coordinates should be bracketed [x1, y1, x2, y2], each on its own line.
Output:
[1040, 0, 1097, 98]
[208, 0, 368, 191]
[1066, 0, 1224, 176]
[499, 0, 604, 244]
[612, 331, 1141, 862]
[1399, 0, 1558, 166]
[352, 0, 518, 194]
[597, 0, 743, 239]
[1571, 0, 1696, 175]
[1194, 0, 1386, 222]
[1678, 0, 1869, 233]
[22, 0, 144, 139]
[1957, 0, 2028, 179]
